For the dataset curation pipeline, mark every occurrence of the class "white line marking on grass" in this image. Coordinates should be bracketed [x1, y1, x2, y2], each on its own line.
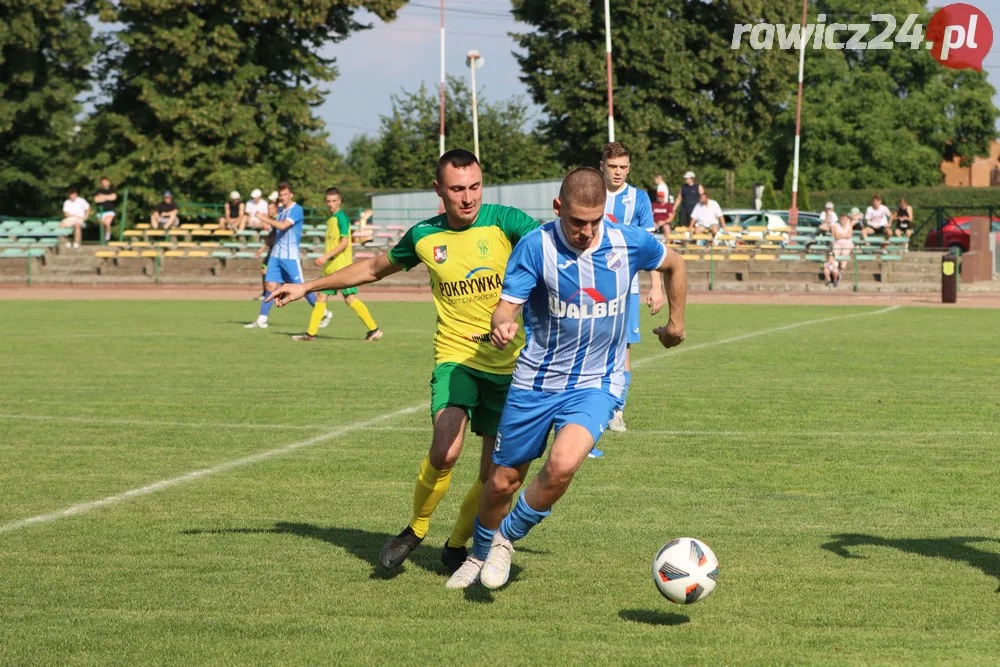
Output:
[632, 305, 900, 369]
[0, 404, 423, 535]
[0, 413, 331, 431]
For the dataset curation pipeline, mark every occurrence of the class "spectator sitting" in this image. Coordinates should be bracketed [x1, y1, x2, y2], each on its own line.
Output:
[892, 197, 913, 237]
[848, 206, 863, 230]
[831, 214, 854, 270]
[245, 188, 267, 229]
[151, 191, 179, 230]
[689, 190, 727, 237]
[652, 191, 672, 236]
[818, 201, 837, 233]
[220, 191, 247, 231]
[93, 177, 117, 242]
[862, 194, 892, 241]
[60, 187, 91, 249]
[823, 252, 841, 287]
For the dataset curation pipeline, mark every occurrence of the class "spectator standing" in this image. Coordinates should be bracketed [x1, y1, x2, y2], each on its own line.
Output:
[893, 197, 914, 237]
[831, 214, 854, 271]
[245, 188, 267, 229]
[818, 201, 837, 233]
[689, 190, 726, 236]
[823, 252, 841, 287]
[666, 171, 704, 231]
[60, 188, 90, 248]
[220, 191, 247, 231]
[654, 174, 669, 202]
[93, 177, 117, 242]
[151, 191, 179, 229]
[862, 194, 892, 240]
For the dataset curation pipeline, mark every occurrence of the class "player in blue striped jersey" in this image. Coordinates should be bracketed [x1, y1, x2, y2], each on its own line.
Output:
[245, 181, 318, 328]
[601, 141, 664, 434]
[445, 167, 687, 590]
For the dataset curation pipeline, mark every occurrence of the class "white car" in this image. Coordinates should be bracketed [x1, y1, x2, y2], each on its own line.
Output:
[720, 209, 790, 232]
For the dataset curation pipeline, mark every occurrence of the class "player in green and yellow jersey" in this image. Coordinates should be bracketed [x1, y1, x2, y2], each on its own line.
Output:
[292, 187, 382, 342]
[268, 149, 538, 573]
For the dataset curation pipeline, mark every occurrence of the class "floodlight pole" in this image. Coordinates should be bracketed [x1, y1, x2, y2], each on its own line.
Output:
[604, 0, 615, 142]
[439, 0, 446, 156]
[789, 0, 807, 232]
[466, 50, 483, 160]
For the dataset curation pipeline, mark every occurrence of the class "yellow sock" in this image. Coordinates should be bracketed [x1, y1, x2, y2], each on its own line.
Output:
[446, 477, 484, 549]
[409, 455, 452, 539]
[348, 298, 377, 331]
[306, 301, 326, 336]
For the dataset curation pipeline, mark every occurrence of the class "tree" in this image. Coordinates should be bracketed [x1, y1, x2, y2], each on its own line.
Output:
[762, 180, 782, 210]
[509, 0, 799, 188]
[355, 77, 563, 189]
[76, 0, 406, 210]
[0, 0, 96, 216]
[767, 0, 998, 190]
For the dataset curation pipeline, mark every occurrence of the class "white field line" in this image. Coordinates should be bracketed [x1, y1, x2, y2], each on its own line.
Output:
[0, 413, 329, 431]
[0, 405, 422, 535]
[631, 305, 900, 369]
[0, 306, 900, 535]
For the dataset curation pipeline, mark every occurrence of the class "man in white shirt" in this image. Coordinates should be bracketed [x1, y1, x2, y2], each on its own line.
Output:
[862, 194, 891, 240]
[245, 188, 268, 229]
[60, 188, 91, 248]
[688, 190, 726, 236]
[818, 201, 837, 233]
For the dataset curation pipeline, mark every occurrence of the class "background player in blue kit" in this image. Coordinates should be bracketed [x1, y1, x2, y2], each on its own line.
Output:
[445, 167, 687, 590]
[245, 181, 318, 329]
[601, 142, 664, 434]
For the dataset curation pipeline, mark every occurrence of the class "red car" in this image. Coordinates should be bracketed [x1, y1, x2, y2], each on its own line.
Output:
[924, 216, 1000, 253]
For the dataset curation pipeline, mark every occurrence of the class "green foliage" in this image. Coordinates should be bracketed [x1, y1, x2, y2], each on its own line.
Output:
[353, 77, 562, 189]
[74, 0, 405, 213]
[510, 0, 799, 188]
[0, 0, 96, 216]
[762, 181, 782, 209]
[765, 0, 999, 190]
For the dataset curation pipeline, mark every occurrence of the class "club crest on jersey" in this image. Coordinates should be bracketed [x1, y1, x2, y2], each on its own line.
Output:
[433, 245, 448, 263]
[476, 239, 490, 258]
[606, 251, 622, 271]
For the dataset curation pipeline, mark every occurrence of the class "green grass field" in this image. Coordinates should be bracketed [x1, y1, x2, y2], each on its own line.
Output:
[1, 299, 999, 664]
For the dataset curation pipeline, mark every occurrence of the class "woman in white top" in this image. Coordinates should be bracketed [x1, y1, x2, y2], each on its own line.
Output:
[60, 188, 91, 248]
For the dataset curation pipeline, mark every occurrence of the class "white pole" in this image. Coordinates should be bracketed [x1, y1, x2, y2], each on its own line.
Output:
[789, 0, 807, 230]
[470, 57, 480, 160]
[439, 0, 446, 156]
[604, 0, 615, 142]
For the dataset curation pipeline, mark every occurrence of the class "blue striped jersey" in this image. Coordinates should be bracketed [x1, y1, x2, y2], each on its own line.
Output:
[500, 219, 666, 396]
[271, 202, 305, 260]
[605, 184, 655, 294]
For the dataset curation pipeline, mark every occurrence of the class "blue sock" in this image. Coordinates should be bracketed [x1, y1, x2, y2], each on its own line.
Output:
[472, 517, 496, 560]
[305, 292, 317, 307]
[259, 291, 274, 318]
[621, 370, 632, 409]
[499, 493, 551, 542]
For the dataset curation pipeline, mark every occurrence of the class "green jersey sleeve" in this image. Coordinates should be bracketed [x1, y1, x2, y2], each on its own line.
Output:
[388, 224, 421, 269]
[336, 211, 351, 237]
[499, 206, 540, 245]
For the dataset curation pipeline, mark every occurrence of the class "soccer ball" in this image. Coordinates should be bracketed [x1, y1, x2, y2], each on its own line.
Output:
[651, 537, 719, 604]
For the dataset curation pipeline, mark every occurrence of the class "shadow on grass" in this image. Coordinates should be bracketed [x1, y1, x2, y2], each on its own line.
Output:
[182, 522, 442, 580]
[619, 609, 690, 626]
[822, 534, 1000, 592]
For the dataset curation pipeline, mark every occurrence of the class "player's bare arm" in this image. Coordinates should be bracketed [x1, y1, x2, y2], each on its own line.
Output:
[646, 270, 665, 315]
[268, 217, 295, 231]
[314, 237, 349, 267]
[652, 247, 687, 348]
[490, 299, 523, 350]
[269, 252, 403, 307]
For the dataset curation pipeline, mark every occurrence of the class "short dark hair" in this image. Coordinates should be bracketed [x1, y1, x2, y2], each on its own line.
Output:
[325, 187, 341, 197]
[436, 149, 480, 183]
[100, 176, 110, 182]
[559, 167, 606, 208]
[602, 142, 630, 161]
[68, 187, 78, 195]
[277, 181, 293, 192]
[872, 193, 881, 201]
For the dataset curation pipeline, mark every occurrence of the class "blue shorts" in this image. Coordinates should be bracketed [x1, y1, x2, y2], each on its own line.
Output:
[265, 257, 304, 283]
[100, 211, 115, 220]
[493, 386, 620, 468]
[627, 292, 641, 344]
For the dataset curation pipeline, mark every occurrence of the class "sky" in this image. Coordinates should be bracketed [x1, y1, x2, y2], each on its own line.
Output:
[318, 0, 1000, 152]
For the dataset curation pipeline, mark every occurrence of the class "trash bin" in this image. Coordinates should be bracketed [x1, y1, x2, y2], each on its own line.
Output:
[942, 253, 958, 304]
